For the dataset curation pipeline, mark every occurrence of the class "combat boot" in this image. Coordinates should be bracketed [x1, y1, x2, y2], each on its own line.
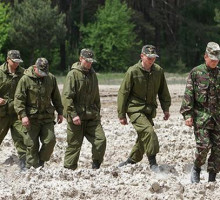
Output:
[118, 158, 136, 167]
[148, 155, 160, 172]
[190, 165, 201, 183]
[39, 160, 45, 168]
[19, 158, 27, 172]
[92, 160, 101, 169]
[208, 171, 216, 182]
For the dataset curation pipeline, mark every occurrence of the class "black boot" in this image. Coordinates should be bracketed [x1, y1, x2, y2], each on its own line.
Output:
[191, 165, 201, 183]
[118, 158, 136, 167]
[148, 155, 160, 172]
[19, 158, 27, 171]
[208, 171, 217, 182]
[92, 160, 101, 169]
[39, 160, 45, 168]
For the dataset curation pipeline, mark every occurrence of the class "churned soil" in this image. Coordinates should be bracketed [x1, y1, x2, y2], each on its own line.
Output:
[0, 84, 219, 199]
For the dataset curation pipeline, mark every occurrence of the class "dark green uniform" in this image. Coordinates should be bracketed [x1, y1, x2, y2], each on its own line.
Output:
[14, 66, 63, 168]
[180, 64, 220, 173]
[0, 63, 26, 159]
[118, 61, 171, 162]
[62, 62, 106, 170]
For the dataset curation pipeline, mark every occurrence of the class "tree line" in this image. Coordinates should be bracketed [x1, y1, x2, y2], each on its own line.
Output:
[0, 0, 220, 73]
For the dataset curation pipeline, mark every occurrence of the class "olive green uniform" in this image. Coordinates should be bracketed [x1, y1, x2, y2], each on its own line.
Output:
[0, 63, 26, 159]
[14, 66, 63, 168]
[62, 62, 106, 170]
[117, 61, 171, 162]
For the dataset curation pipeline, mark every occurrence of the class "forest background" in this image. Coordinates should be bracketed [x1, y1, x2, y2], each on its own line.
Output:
[0, 0, 220, 74]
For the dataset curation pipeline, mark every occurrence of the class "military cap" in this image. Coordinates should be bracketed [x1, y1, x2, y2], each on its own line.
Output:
[7, 50, 23, 63]
[80, 48, 97, 63]
[35, 58, 49, 77]
[206, 42, 220, 60]
[141, 45, 159, 58]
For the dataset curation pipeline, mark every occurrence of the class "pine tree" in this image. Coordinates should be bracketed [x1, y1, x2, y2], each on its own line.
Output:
[0, 2, 11, 62]
[9, 0, 66, 67]
[80, 0, 139, 72]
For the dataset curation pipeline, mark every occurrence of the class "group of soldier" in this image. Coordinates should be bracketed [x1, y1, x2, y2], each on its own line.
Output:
[0, 41, 219, 184]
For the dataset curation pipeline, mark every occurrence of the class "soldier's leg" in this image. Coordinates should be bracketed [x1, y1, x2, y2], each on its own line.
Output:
[0, 117, 10, 145]
[25, 121, 41, 168]
[85, 120, 106, 166]
[64, 122, 84, 170]
[39, 121, 56, 162]
[11, 119, 26, 159]
[194, 127, 211, 168]
[128, 113, 159, 163]
[207, 127, 220, 173]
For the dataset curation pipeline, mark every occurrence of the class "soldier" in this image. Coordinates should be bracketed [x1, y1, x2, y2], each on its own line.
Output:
[0, 50, 27, 170]
[14, 58, 63, 169]
[117, 45, 171, 171]
[180, 42, 220, 183]
[62, 48, 106, 170]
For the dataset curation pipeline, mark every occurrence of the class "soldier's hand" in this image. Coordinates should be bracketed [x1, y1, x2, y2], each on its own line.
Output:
[185, 117, 193, 127]
[163, 112, 170, 120]
[57, 115, 63, 124]
[22, 116, 30, 128]
[119, 118, 128, 125]
[73, 116, 81, 125]
[0, 98, 6, 105]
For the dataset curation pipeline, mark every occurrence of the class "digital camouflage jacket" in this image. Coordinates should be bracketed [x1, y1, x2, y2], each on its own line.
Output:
[62, 62, 101, 122]
[14, 66, 63, 121]
[117, 60, 171, 119]
[180, 63, 220, 125]
[0, 63, 24, 117]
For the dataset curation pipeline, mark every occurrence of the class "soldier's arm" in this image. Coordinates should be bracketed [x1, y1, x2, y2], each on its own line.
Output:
[51, 75, 63, 115]
[62, 72, 78, 119]
[180, 71, 195, 120]
[117, 71, 132, 119]
[158, 70, 171, 113]
[14, 78, 27, 118]
[94, 75, 101, 111]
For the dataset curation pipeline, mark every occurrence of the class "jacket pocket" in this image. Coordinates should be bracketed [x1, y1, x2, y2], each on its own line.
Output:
[46, 106, 55, 114]
[195, 83, 209, 103]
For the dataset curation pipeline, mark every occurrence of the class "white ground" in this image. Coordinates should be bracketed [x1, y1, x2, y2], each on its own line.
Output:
[0, 84, 219, 200]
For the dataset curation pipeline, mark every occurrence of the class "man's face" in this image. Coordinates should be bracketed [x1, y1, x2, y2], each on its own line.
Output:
[204, 54, 219, 69]
[80, 56, 92, 70]
[7, 58, 19, 69]
[141, 54, 156, 68]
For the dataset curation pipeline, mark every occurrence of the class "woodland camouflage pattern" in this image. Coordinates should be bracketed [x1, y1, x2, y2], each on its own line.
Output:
[180, 63, 220, 172]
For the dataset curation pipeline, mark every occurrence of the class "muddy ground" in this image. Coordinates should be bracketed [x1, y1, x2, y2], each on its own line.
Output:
[0, 84, 219, 200]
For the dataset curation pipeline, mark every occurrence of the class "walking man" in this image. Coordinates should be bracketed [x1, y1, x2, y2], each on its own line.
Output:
[14, 58, 63, 168]
[180, 42, 220, 183]
[0, 50, 26, 170]
[62, 48, 106, 170]
[117, 45, 171, 171]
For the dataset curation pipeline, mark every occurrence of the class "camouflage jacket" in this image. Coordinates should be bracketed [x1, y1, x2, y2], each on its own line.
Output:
[180, 63, 220, 125]
[117, 60, 171, 119]
[14, 66, 63, 120]
[62, 62, 101, 122]
[0, 63, 24, 117]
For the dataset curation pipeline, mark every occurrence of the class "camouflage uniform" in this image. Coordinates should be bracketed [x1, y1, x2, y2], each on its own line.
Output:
[118, 60, 171, 163]
[62, 57, 106, 170]
[0, 50, 26, 160]
[14, 58, 63, 168]
[180, 63, 220, 173]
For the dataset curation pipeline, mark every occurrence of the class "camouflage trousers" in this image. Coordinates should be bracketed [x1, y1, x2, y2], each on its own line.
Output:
[194, 118, 220, 173]
[64, 120, 106, 170]
[128, 112, 159, 163]
[0, 115, 26, 159]
[24, 120, 56, 168]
